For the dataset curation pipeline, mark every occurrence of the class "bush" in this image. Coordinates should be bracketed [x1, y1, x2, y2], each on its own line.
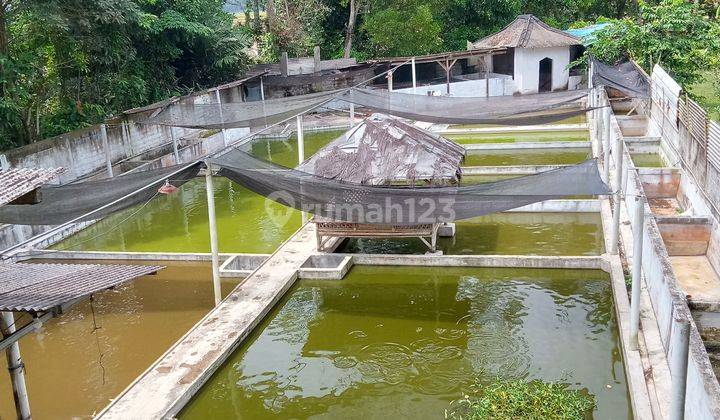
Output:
[446, 379, 595, 420]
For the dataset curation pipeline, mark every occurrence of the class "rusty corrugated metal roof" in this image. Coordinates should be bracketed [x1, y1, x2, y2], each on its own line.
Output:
[0, 168, 64, 206]
[472, 15, 581, 49]
[0, 262, 163, 312]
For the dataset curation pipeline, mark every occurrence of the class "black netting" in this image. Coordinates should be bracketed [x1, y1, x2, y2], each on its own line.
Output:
[591, 57, 650, 98]
[340, 88, 591, 125]
[0, 164, 201, 225]
[212, 149, 609, 225]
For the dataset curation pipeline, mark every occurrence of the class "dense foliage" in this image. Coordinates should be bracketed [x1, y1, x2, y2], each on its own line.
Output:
[2, 0, 720, 150]
[0, 0, 251, 149]
[583, 0, 720, 87]
[445, 379, 595, 420]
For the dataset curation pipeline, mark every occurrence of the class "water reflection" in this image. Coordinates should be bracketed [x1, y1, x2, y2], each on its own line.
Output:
[181, 266, 630, 419]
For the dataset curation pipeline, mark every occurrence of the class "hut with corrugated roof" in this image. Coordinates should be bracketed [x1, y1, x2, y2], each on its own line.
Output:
[469, 15, 583, 94]
[297, 114, 465, 251]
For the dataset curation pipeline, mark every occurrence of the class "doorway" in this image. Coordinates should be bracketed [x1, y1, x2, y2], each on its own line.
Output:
[538, 57, 552, 92]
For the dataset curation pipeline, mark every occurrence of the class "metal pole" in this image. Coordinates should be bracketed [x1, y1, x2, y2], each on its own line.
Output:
[215, 89, 228, 147]
[603, 107, 611, 183]
[610, 134, 624, 254]
[0, 312, 31, 420]
[629, 196, 645, 350]
[349, 103, 355, 128]
[260, 77, 265, 101]
[669, 320, 691, 420]
[100, 123, 113, 178]
[170, 126, 180, 164]
[411, 57, 417, 94]
[445, 57, 450, 95]
[204, 164, 222, 306]
[296, 115, 305, 164]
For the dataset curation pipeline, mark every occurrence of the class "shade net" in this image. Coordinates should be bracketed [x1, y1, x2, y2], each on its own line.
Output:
[591, 57, 650, 98]
[0, 163, 201, 225]
[211, 149, 609, 225]
[340, 88, 592, 125]
[142, 90, 338, 129]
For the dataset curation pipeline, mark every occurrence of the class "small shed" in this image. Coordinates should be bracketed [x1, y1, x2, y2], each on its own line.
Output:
[297, 114, 465, 251]
[470, 15, 583, 94]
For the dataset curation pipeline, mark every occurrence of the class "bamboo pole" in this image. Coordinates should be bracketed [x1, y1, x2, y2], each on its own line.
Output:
[204, 164, 222, 306]
[0, 312, 31, 420]
[215, 90, 228, 147]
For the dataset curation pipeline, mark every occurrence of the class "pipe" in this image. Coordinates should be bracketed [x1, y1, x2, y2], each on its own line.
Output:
[100, 124, 113, 178]
[170, 127, 180, 164]
[629, 196, 645, 350]
[260, 77, 265, 101]
[215, 90, 228, 147]
[610, 134, 624, 254]
[669, 320, 690, 420]
[0, 312, 31, 420]
[204, 164, 222, 306]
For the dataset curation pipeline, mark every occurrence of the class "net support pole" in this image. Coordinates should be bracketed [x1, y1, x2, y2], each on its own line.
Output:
[100, 123, 113, 178]
[669, 320, 690, 420]
[445, 57, 450, 95]
[387, 71, 393, 92]
[296, 115, 305, 164]
[204, 164, 222, 306]
[215, 89, 228, 148]
[603, 107, 611, 183]
[170, 126, 180, 164]
[411, 57, 417, 94]
[349, 103, 355, 128]
[260, 77, 265, 101]
[629, 196, 644, 350]
[610, 134, 624, 254]
[0, 312, 31, 420]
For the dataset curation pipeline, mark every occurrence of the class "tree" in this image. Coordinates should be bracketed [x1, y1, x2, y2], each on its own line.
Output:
[362, 3, 442, 57]
[585, 0, 720, 87]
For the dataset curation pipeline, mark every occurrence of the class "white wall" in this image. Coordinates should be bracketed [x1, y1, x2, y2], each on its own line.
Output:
[513, 46, 570, 94]
[395, 76, 516, 97]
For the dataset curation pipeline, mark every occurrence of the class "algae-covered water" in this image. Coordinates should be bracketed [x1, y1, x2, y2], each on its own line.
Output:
[55, 130, 344, 253]
[463, 149, 591, 166]
[445, 130, 589, 145]
[451, 114, 587, 129]
[631, 153, 665, 168]
[0, 262, 239, 420]
[340, 212, 605, 256]
[179, 266, 630, 419]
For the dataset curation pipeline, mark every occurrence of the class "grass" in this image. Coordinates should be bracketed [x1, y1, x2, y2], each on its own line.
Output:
[688, 71, 720, 122]
[446, 379, 595, 420]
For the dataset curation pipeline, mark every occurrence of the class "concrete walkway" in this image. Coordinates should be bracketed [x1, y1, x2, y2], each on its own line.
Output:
[96, 223, 318, 419]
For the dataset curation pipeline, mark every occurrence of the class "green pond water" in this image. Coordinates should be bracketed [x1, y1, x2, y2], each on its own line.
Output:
[631, 153, 665, 168]
[55, 130, 344, 254]
[451, 114, 586, 129]
[179, 266, 630, 420]
[463, 149, 592, 166]
[340, 212, 604, 256]
[446, 130, 590, 144]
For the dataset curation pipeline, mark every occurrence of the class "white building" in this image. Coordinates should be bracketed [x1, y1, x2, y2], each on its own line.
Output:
[469, 15, 583, 94]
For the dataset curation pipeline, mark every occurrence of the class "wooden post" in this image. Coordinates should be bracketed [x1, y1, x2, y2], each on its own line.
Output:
[0, 312, 31, 420]
[630, 196, 644, 350]
[296, 115, 305, 164]
[280, 52, 289, 77]
[170, 127, 180, 164]
[313, 46, 321, 73]
[204, 164, 222, 306]
[387, 70, 393, 91]
[215, 89, 228, 148]
[411, 57, 417, 94]
[610, 134, 624, 254]
[100, 123, 113, 178]
[445, 57, 450, 95]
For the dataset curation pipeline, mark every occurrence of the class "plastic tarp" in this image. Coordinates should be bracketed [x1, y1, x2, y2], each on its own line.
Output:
[591, 57, 650, 98]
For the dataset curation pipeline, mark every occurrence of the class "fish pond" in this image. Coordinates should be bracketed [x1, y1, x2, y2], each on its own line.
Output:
[179, 265, 630, 419]
[463, 148, 592, 166]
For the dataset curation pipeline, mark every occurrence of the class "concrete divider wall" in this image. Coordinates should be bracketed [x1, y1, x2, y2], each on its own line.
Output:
[595, 84, 720, 418]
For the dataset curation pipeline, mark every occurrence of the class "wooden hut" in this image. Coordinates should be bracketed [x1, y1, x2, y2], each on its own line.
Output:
[296, 114, 465, 251]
